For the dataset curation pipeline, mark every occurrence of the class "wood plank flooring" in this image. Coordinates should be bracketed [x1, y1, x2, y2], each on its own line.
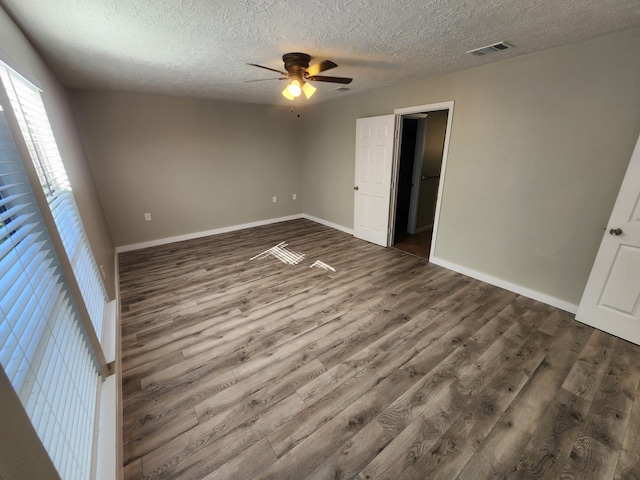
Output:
[119, 219, 640, 480]
[393, 230, 433, 259]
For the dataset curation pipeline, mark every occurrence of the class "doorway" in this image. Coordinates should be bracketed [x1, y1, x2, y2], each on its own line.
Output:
[392, 109, 449, 259]
[352, 101, 454, 252]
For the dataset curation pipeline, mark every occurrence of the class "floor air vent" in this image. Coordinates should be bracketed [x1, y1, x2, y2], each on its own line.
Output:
[467, 41, 512, 56]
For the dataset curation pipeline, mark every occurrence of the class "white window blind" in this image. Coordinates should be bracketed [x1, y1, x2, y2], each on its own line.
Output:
[0, 103, 99, 479]
[0, 66, 108, 341]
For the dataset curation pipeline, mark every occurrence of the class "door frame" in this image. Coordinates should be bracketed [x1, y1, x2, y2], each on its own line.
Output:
[388, 101, 455, 258]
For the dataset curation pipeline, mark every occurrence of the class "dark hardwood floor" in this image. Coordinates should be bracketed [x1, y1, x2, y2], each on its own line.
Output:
[119, 219, 640, 480]
[393, 229, 433, 259]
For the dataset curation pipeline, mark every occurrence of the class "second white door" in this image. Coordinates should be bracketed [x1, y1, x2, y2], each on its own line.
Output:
[353, 115, 397, 247]
[576, 131, 640, 345]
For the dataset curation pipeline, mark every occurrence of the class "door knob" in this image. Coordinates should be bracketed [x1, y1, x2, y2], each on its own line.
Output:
[354, 186, 359, 191]
[609, 227, 623, 236]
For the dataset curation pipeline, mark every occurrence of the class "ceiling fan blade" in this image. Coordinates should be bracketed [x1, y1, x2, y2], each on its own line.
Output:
[247, 63, 289, 76]
[307, 75, 353, 84]
[245, 77, 288, 82]
[306, 60, 338, 76]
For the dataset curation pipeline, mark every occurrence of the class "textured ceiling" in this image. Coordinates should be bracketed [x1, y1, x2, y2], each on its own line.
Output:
[2, 0, 640, 105]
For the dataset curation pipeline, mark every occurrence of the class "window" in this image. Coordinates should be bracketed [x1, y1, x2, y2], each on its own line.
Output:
[0, 110, 16, 242]
[0, 189, 13, 239]
[0, 63, 108, 479]
[0, 67, 108, 340]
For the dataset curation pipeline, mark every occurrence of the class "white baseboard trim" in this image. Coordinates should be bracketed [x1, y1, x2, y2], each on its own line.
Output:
[115, 214, 304, 253]
[429, 255, 579, 314]
[302, 214, 354, 235]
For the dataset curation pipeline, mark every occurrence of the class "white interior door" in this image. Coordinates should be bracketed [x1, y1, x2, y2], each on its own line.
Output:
[576, 132, 640, 345]
[353, 114, 397, 246]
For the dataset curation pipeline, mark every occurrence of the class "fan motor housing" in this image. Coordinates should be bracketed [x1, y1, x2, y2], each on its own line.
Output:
[283, 52, 311, 76]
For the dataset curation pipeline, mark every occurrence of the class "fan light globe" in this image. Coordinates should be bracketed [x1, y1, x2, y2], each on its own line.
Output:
[287, 80, 302, 97]
[302, 82, 316, 99]
[282, 87, 294, 100]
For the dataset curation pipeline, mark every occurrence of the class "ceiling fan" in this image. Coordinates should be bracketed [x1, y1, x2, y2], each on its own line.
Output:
[248, 52, 353, 100]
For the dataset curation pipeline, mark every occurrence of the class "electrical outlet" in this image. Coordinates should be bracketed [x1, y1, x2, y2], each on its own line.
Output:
[144, 213, 151, 221]
[293, 193, 297, 200]
[272, 196, 277, 203]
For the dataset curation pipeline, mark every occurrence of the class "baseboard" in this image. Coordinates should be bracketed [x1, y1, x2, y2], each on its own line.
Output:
[115, 214, 304, 253]
[302, 214, 354, 235]
[429, 255, 579, 314]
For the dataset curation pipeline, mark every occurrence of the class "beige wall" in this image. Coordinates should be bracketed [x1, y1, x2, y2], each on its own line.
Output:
[70, 91, 302, 246]
[300, 27, 640, 306]
[0, 7, 116, 298]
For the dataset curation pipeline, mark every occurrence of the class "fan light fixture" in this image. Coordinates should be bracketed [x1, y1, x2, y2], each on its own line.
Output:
[249, 53, 352, 101]
[282, 78, 316, 100]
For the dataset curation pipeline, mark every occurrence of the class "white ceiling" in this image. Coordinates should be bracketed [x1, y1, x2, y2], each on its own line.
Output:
[2, 0, 640, 106]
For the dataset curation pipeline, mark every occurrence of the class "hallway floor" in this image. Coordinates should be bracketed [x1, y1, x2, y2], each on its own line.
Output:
[393, 229, 433, 259]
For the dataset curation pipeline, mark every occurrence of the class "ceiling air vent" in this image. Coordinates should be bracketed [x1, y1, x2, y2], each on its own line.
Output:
[467, 41, 512, 56]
